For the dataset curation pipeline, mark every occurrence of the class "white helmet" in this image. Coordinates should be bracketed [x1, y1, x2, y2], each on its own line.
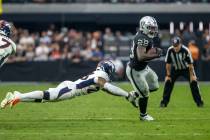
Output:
[139, 16, 158, 38]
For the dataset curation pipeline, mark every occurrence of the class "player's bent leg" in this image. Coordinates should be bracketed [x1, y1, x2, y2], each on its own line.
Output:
[149, 81, 159, 92]
[126, 66, 149, 108]
[190, 80, 204, 107]
[146, 67, 159, 93]
[126, 66, 154, 120]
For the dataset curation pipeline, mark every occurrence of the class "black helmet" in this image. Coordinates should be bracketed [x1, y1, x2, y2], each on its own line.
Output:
[172, 36, 181, 47]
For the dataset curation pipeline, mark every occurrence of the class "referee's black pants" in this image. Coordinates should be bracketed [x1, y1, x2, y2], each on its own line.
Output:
[160, 68, 204, 107]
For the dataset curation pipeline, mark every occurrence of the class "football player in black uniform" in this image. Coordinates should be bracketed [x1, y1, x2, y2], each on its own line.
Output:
[126, 16, 162, 121]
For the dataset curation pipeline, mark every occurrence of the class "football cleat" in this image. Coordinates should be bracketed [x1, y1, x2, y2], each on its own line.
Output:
[126, 91, 139, 108]
[140, 114, 154, 121]
[0, 92, 20, 109]
[160, 102, 167, 108]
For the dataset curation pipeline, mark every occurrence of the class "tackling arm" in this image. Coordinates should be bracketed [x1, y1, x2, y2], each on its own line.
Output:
[96, 77, 129, 97]
[75, 76, 129, 97]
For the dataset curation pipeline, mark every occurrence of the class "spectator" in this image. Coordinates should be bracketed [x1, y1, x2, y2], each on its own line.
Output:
[19, 29, 35, 50]
[49, 43, 61, 60]
[103, 27, 117, 55]
[40, 31, 52, 45]
[188, 40, 199, 61]
[34, 41, 50, 61]
[25, 45, 35, 61]
[203, 38, 210, 61]
[89, 47, 103, 61]
[182, 26, 196, 45]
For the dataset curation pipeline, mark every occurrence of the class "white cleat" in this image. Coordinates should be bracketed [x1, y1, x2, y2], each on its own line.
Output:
[0, 92, 20, 109]
[140, 114, 154, 121]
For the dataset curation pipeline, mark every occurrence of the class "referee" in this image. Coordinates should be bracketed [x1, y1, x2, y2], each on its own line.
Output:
[160, 36, 204, 107]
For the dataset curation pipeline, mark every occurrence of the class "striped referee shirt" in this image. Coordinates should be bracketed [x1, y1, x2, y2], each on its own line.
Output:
[165, 45, 193, 70]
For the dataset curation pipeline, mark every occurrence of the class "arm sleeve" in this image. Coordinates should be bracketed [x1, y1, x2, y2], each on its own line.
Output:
[76, 78, 98, 89]
[165, 48, 172, 63]
[185, 50, 194, 64]
[103, 82, 128, 97]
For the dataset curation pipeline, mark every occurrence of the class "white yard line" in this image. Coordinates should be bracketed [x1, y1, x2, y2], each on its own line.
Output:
[0, 132, 208, 136]
[1, 117, 210, 122]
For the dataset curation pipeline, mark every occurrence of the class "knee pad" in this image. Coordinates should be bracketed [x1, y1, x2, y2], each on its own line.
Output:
[150, 83, 159, 92]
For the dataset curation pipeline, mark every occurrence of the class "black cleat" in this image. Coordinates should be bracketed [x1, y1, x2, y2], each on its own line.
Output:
[160, 102, 167, 108]
[197, 101, 204, 108]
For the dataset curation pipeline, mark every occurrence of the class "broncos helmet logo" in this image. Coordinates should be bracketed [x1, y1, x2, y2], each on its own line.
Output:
[97, 60, 115, 76]
[0, 20, 12, 38]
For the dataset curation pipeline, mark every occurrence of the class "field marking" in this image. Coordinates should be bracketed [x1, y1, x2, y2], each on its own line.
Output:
[0, 132, 209, 136]
[1, 117, 210, 122]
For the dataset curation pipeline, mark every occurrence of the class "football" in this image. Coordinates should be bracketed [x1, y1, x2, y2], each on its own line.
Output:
[147, 47, 158, 54]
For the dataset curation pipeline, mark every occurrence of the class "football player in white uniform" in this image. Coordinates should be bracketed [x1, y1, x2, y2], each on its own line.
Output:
[0, 20, 16, 67]
[1, 60, 137, 109]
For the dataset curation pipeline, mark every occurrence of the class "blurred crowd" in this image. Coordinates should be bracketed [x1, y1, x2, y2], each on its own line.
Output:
[4, 0, 210, 3]
[9, 25, 134, 63]
[174, 27, 210, 62]
[7, 24, 210, 64]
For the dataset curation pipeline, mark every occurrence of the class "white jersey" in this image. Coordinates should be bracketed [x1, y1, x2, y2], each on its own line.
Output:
[0, 35, 16, 67]
[45, 70, 110, 100]
[74, 70, 110, 89]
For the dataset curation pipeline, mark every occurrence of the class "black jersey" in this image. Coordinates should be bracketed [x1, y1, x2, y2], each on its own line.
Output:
[129, 31, 153, 71]
[165, 45, 193, 70]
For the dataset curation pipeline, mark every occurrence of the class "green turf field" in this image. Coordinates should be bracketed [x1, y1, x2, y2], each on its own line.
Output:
[0, 83, 209, 140]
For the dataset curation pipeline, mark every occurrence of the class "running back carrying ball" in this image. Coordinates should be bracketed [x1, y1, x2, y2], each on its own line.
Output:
[147, 47, 162, 56]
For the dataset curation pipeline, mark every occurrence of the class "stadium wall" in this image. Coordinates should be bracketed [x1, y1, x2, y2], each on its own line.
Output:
[2, 4, 210, 26]
[0, 60, 210, 82]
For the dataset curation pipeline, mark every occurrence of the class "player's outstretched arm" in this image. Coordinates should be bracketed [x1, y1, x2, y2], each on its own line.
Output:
[96, 77, 129, 97]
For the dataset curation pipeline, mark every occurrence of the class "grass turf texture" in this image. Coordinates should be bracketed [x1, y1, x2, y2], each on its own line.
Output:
[0, 83, 210, 140]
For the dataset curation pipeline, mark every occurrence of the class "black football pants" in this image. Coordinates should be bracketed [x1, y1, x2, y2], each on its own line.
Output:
[160, 68, 204, 107]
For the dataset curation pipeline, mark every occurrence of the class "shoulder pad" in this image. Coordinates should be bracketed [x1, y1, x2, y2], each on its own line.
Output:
[94, 70, 110, 82]
[135, 32, 150, 48]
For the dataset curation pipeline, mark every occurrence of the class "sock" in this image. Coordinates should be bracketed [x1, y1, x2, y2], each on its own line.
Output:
[15, 91, 44, 102]
[139, 97, 148, 116]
